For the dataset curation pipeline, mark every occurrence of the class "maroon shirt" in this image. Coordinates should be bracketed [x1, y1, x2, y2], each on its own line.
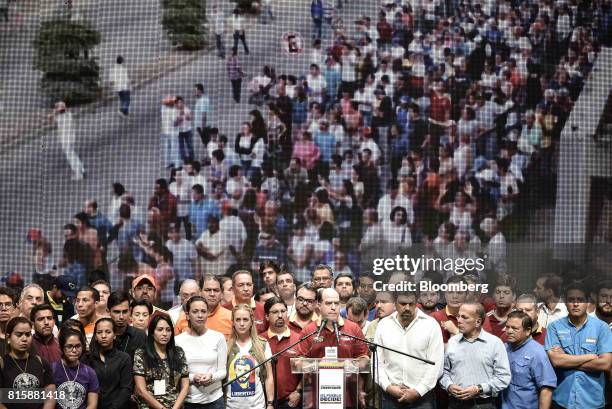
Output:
[483, 311, 507, 338]
[260, 328, 302, 401]
[32, 333, 61, 365]
[297, 318, 369, 409]
[430, 307, 459, 343]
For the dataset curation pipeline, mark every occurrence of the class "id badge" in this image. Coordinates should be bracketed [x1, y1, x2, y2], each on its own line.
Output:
[153, 379, 166, 396]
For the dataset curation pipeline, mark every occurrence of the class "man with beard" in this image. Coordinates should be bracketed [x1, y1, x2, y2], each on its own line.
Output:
[365, 291, 395, 342]
[335, 273, 355, 312]
[131, 274, 166, 313]
[288, 282, 319, 333]
[30, 304, 61, 364]
[418, 283, 444, 315]
[546, 281, 612, 409]
[592, 280, 612, 329]
[259, 297, 302, 409]
[375, 290, 444, 408]
[108, 290, 146, 357]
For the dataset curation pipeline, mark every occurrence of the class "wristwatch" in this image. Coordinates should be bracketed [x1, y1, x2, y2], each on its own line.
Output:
[476, 384, 483, 394]
[267, 401, 274, 406]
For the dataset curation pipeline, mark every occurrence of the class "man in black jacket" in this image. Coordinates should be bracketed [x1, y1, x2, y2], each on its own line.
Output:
[107, 290, 146, 358]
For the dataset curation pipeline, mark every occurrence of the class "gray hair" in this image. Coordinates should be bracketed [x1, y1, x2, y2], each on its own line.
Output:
[19, 284, 44, 304]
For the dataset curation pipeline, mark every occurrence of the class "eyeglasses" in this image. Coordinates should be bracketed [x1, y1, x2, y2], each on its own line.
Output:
[297, 297, 315, 305]
[313, 277, 332, 283]
[63, 344, 83, 351]
[359, 284, 374, 289]
[0, 302, 14, 310]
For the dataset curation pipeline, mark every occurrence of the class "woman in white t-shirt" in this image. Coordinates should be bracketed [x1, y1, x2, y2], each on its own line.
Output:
[175, 296, 227, 409]
[225, 304, 274, 409]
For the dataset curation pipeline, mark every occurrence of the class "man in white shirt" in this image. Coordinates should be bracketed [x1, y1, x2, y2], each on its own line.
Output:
[533, 273, 568, 328]
[306, 63, 326, 104]
[196, 216, 233, 276]
[174, 96, 195, 163]
[48, 101, 85, 180]
[375, 290, 444, 407]
[194, 84, 213, 156]
[377, 179, 413, 224]
[109, 55, 131, 117]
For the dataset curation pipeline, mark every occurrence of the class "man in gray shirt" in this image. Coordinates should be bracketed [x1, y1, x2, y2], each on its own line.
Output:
[440, 303, 511, 408]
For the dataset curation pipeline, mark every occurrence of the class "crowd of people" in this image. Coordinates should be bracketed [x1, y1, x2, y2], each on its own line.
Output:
[0, 267, 610, 409]
[5, 0, 612, 407]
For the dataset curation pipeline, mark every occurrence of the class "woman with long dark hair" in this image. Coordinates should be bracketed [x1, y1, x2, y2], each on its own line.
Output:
[53, 329, 99, 409]
[225, 304, 274, 409]
[175, 296, 227, 409]
[83, 317, 133, 409]
[0, 317, 55, 409]
[133, 313, 189, 409]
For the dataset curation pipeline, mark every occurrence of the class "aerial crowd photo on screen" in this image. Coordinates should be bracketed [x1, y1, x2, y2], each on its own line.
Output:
[0, 0, 611, 408]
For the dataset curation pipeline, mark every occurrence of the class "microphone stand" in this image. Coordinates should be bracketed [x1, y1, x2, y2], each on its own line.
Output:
[222, 329, 318, 406]
[339, 331, 435, 408]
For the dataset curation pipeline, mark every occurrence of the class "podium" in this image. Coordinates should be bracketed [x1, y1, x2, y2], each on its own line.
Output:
[290, 357, 370, 409]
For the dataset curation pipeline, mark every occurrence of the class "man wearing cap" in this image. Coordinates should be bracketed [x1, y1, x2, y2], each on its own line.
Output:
[46, 275, 76, 326]
[132, 274, 167, 313]
[222, 270, 268, 333]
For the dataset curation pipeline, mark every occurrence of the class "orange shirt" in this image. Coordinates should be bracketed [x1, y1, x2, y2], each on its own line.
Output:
[174, 304, 233, 340]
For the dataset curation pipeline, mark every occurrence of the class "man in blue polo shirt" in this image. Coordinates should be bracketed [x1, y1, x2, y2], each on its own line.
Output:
[502, 310, 556, 409]
[545, 281, 612, 409]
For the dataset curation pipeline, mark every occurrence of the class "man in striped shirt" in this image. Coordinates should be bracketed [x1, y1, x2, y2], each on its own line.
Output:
[440, 303, 511, 408]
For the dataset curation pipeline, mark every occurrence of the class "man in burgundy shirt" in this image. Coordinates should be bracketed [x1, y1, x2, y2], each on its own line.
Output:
[483, 277, 516, 338]
[30, 304, 61, 364]
[297, 288, 369, 408]
[222, 269, 268, 333]
[431, 276, 468, 343]
[259, 297, 302, 409]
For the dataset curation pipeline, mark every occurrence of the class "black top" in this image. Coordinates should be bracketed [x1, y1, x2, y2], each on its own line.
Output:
[115, 326, 146, 359]
[83, 348, 133, 409]
[0, 353, 54, 409]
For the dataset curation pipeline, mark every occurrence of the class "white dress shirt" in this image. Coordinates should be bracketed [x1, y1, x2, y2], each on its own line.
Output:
[375, 309, 444, 397]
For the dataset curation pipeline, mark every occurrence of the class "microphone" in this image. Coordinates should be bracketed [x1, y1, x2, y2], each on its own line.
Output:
[332, 321, 341, 344]
[315, 318, 328, 339]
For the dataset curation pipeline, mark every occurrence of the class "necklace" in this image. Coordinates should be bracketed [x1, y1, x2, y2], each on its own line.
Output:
[9, 353, 29, 373]
[61, 359, 80, 382]
[61, 359, 81, 393]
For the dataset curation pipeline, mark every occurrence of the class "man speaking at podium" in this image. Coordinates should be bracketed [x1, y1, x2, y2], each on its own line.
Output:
[297, 288, 370, 408]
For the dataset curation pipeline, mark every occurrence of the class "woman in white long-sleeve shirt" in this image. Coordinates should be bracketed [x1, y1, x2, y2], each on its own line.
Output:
[175, 295, 228, 409]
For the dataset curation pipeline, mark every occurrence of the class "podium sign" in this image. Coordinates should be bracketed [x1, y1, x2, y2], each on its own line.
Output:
[291, 357, 370, 409]
[318, 367, 344, 409]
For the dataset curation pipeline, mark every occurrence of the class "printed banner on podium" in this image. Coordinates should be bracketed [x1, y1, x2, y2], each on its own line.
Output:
[318, 367, 344, 409]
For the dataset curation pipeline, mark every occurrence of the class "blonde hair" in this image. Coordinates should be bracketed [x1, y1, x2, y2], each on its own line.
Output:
[227, 304, 266, 367]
